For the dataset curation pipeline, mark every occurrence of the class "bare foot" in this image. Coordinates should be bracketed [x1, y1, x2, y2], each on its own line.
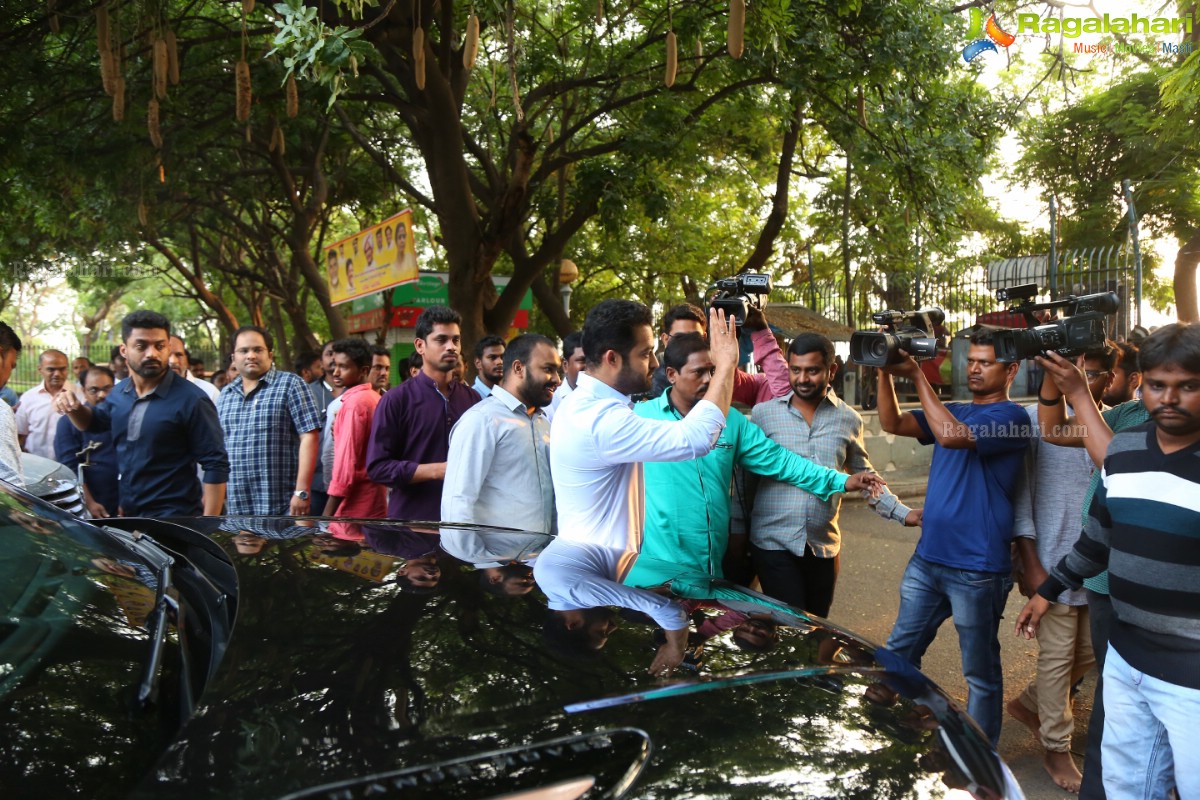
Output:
[1044, 750, 1083, 793]
[1006, 697, 1041, 734]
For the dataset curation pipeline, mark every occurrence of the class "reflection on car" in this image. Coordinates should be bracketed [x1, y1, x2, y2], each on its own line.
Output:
[0, 480, 1024, 799]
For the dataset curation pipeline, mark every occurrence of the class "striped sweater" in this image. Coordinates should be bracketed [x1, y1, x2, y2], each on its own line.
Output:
[1037, 422, 1200, 690]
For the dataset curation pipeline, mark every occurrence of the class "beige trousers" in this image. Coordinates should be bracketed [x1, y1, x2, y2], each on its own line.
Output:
[1017, 602, 1096, 752]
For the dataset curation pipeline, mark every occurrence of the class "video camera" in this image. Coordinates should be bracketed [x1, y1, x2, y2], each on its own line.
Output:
[991, 283, 1119, 363]
[849, 308, 946, 368]
[706, 273, 771, 327]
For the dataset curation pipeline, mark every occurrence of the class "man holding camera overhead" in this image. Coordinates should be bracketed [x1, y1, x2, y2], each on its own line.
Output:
[875, 329, 1033, 746]
[647, 297, 790, 405]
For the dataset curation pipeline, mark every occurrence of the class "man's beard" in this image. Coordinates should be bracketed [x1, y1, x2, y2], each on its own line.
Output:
[131, 360, 165, 379]
[791, 380, 827, 400]
[614, 361, 651, 396]
[519, 373, 556, 408]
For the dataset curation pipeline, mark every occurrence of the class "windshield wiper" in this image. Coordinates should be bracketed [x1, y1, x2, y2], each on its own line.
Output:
[102, 527, 179, 712]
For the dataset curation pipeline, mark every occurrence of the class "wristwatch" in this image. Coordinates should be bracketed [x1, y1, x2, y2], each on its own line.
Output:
[293, 490, 310, 500]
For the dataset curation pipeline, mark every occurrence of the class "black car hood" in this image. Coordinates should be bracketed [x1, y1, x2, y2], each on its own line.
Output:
[115, 517, 1020, 800]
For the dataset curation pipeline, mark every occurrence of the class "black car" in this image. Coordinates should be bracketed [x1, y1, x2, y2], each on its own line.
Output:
[0, 482, 1023, 799]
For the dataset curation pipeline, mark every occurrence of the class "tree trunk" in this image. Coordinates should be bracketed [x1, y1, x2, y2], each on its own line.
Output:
[268, 299, 293, 367]
[741, 97, 804, 274]
[1175, 227, 1200, 323]
[530, 269, 572, 336]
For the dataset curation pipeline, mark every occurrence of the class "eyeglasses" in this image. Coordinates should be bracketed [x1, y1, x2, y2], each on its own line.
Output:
[1084, 370, 1111, 381]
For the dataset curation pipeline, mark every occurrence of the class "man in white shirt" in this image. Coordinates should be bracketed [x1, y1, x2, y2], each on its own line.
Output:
[16, 349, 83, 459]
[168, 336, 220, 403]
[471, 335, 506, 398]
[548, 299, 739, 552]
[536, 300, 738, 676]
[443, 333, 561, 533]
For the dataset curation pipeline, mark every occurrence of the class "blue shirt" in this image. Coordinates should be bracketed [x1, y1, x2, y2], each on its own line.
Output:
[218, 367, 322, 515]
[911, 401, 1032, 572]
[55, 412, 119, 513]
[88, 370, 230, 517]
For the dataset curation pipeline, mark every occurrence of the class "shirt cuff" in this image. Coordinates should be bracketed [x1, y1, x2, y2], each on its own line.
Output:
[1036, 573, 1070, 601]
[202, 468, 230, 484]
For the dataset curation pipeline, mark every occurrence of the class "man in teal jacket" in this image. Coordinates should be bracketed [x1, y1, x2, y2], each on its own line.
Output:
[624, 333, 882, 590]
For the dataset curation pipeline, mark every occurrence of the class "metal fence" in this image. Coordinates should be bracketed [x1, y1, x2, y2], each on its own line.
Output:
[5, 346, 222, 396]
[772, 244, 1141, 341]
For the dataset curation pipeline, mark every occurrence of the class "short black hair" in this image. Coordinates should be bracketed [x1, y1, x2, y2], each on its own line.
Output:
[109, 344, 124, 362]
[233, 324, 274, 352]
[74, 356, 94, 367]
[562, 330, 584, 356]
[1082, 339, 1118, 372]
[121, 311, 171, 341]
[0, 321, 23, 355]
[84, 365, 115, 384]
[293, 350, 322, 374]
[660, 303, 705, 336]
[663, 332, 710, 372]
[414, 306, 462, 341]
[787, 333, 835, 366]
[1113, 340, 1140, 375]
[503, 334, 556, 373]
[399, 351, 423, 381]
[1137, 322, 1200, 375]
[371, 344, 390, 358]
[474, 334, 506, 360]
[329, 337, 372, 370]
[541, 611, 608, 662]
[967, 330, 998, 348]
[582, 299, 654, 368]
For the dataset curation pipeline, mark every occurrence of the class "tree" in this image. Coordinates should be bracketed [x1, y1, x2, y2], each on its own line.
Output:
[0, 0, 390, 350]
[1019, 66, 1200, 321]
[2, 0, 1005, 354]
[283, 0, 1005, 343]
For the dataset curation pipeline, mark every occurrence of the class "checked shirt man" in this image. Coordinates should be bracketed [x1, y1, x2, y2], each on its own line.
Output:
[218, 325, 322, 516]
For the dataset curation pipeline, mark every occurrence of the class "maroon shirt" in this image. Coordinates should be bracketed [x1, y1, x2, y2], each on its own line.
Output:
[366, 371, 480, 521]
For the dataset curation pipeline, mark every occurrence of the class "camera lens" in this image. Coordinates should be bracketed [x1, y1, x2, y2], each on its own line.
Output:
[868, 338, 890, 360]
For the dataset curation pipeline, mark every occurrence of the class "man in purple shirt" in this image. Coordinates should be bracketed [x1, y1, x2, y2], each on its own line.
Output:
[367, 306, 481, 520]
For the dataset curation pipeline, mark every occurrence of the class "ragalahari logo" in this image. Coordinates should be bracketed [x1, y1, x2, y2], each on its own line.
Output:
[962, 7, 1016, 62]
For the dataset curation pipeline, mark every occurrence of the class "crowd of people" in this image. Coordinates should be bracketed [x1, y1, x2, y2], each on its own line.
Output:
[0, 298, 1196, 799]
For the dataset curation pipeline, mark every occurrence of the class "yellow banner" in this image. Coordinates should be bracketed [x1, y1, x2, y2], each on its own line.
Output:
[308, 549, 401, 582]
[324, 210, 419, 306]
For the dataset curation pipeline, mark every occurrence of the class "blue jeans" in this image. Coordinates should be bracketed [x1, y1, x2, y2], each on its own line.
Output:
[1101, 644, 1195, 800]
[885, 554, 1012, 745]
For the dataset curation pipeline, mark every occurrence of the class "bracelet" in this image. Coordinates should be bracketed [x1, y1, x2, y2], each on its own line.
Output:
[1038, 393, 1063, 406]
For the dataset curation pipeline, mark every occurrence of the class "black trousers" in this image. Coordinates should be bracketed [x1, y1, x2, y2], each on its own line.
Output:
[750, 543, 840, 618]
[1079, 589, 1114, 800]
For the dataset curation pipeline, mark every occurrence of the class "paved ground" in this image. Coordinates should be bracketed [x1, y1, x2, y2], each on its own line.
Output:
[835, 487, 1095, 800]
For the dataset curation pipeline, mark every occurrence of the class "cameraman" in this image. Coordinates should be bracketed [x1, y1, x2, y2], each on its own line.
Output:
[647, 303, 790, 406]
[875, 331, 1034, 746]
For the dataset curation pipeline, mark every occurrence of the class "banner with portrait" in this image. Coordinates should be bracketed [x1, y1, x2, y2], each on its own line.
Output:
[324, 210, 419, 306]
